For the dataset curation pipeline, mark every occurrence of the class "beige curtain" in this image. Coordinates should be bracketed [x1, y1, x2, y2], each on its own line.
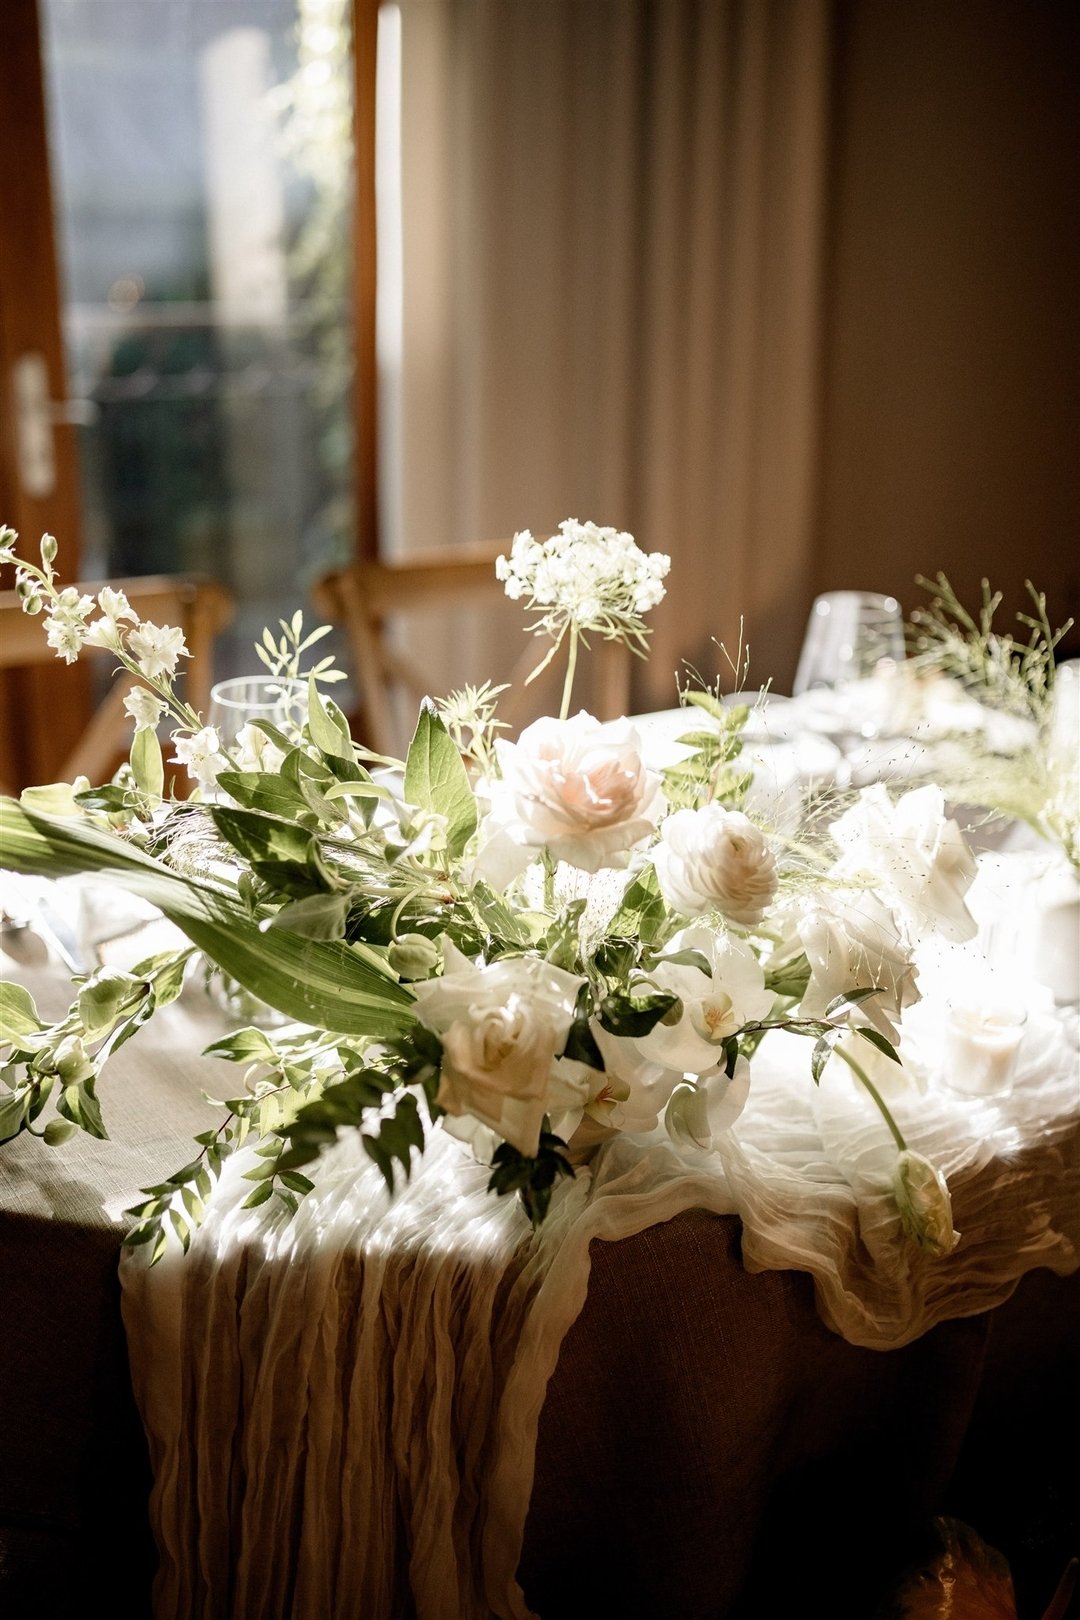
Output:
[390, 0, 831, 713]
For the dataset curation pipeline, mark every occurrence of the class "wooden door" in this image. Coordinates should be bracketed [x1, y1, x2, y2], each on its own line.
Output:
[0, 0, 89, 788]
[0, 0, 381, 794]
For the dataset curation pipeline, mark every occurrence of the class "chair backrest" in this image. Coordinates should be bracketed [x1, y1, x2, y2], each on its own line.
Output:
[0, 574, 234, 792]
[311, 542, 632, 756]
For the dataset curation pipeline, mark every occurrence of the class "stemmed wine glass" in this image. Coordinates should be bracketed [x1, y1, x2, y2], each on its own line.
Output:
[792, 591, 906, 783]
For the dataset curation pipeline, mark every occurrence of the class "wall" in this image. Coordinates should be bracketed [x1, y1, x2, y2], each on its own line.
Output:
[815, 0, 1079, 654]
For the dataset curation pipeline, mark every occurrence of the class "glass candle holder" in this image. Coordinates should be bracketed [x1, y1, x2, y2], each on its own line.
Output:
[942, 999, 1027, 1097]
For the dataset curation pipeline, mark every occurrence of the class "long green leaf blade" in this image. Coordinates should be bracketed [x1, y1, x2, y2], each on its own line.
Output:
[0, 800, 414, 1036]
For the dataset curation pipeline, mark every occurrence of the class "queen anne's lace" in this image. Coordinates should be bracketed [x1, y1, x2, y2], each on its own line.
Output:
[496, 519, 670, 648]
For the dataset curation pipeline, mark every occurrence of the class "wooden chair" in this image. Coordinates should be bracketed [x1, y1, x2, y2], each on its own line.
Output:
[0, 574, 234, 793]
[311, 542, 632, 756]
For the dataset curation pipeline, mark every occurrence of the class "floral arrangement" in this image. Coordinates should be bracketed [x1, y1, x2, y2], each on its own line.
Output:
[0, 520, 983, 1263]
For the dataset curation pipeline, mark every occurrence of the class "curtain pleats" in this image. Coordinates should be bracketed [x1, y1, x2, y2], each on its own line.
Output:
[392, 0, 831, 711]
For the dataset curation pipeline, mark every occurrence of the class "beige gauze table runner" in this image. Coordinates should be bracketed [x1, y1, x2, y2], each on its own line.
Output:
[116, 982, 1079, 1620]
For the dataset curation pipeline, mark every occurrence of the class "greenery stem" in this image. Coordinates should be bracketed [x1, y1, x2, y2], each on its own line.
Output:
[831, 1042, 908, 1153]
[542, 849, 557, 910]
[559, 628, 579, 721]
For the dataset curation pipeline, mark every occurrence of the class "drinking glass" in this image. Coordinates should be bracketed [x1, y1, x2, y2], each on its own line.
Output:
[791, 592, 907, 782]
[207, 675, 308, 754]
[793, 591, 906, 696]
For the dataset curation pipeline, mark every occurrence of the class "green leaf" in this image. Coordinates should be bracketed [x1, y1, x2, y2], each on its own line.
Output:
[403, 702, 478, 859]
[824, 986, 884, 1018]
[278, 1170, 315, 1195]
[268, 891, 351, 940]
[0, 1087, 30, 1141]
[18, 782, 85, 817]
[470, 880, 533, 948]
[77, 971, 138, 1038]
[144, 950, 193, 1008]
[681, 690, 728, 721]
[306, 674, 354, 759]
[242, 1181, 275, 1208]
[811, 1033, 837, 1084]
[210, 805, 320, 869]
[563, 985, 604, 1069]
[649, 947, 712, 977]
[57, 1078, 107, 1139]
[592, 938, 636, 984]
[213, 771, 312, 820]
[607, 865, 667, 945]
[598, 990, 679, 1038]
[202, 1027, 280, 1064]
[0, 981, 44, 1042]
[0, 799, 415, 1037]
[130, 726, 164, 799]
[853, 1025, 903, 1063]
[324, 778, 396, 804]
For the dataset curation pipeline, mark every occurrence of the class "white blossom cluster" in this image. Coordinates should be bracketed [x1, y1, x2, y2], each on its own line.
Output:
[495, 519, 670, 643]
[1, 528, 190, 684]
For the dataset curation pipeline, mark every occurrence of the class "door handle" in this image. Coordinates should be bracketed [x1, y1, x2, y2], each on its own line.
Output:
[10, 350, 98, 500]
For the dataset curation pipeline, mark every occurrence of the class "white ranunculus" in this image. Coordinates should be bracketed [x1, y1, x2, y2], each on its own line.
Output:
[410, 943, 583, 1157]
[664, 1055, 751, 1152]
[633, 924, 774, 1075]
[474, 712, 663, 887]
[795, 892, 919, 1039]
[830, 783, 977, 943]
[891, 1149, 959, 1255]
[653, 804, 778, 925]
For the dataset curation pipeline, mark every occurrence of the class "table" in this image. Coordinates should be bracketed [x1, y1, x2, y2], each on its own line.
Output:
[2, 891, 1078, 1620]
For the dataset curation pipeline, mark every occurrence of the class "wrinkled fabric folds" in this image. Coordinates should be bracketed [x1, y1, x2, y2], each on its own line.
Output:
[120, 1009, 1079, 1620]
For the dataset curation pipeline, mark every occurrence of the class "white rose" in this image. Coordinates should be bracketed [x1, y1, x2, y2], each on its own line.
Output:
[891, 1149, 959, 1255]
[830, 783, 977, 943]
[664, 1055, 751, 1152]
[410, 943, 583, 1157]
[633, 924, 774, 1075]
[474, 712, 663, 888]
[654, 805, 778, 925]
[795, 893, 919, 1040]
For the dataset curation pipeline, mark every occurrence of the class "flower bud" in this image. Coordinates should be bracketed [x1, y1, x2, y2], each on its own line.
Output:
[891, 1149, 959, 1256]
[664, 1056, 751, 1152]
[40, 532, 58, 566]
[388, 932, 442, 980]
[50, 1035, 96, 1086]
[43, 1118, 79, 1146]
[16, 572, 43, 614]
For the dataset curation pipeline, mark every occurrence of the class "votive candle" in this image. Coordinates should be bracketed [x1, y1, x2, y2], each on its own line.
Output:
[943, 1002, 1026, 1097]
